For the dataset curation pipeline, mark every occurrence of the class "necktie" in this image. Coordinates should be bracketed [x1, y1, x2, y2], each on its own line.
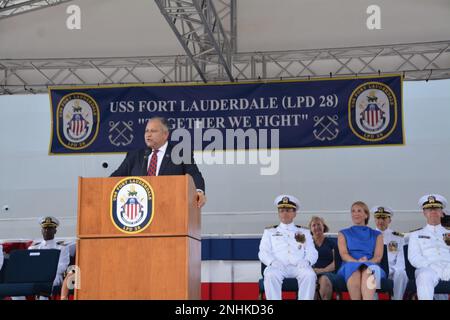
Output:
[147, 149, 159, 176]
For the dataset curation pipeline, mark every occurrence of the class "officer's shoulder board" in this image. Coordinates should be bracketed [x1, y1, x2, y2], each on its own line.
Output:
[265, 224, 279, 229]
[392, 231, 405, 237]
[29, 242, 41, 247]
[56, 241, 67, 246]
[296, 225, 309, 230]
[409, 227, 423, 233]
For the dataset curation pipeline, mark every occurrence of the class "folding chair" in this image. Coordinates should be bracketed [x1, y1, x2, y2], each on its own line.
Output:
[258, 263, 299, 299]
[0, 258, 8, 283]
[403, 245, 450, 298]
[0, 249, 61, 298]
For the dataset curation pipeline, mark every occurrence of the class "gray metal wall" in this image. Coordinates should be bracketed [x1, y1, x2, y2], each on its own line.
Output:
[0, 79, 449, 240]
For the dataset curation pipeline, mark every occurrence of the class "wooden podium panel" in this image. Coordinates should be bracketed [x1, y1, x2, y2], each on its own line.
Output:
[77, 175, 200, 239]
[75, 176, 201, 300]
[75, 237, 200, 300]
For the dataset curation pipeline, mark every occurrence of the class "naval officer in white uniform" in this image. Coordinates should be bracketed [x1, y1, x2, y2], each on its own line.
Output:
[408, 194, 450, 300]
[373, 205, 408, 300]
[12, 216, 71, 300]
[28, 216, 70, 287]
[258, 195, 318, 300]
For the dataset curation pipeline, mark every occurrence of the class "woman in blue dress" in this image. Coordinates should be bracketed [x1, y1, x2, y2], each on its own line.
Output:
[337, 201, 386, 300]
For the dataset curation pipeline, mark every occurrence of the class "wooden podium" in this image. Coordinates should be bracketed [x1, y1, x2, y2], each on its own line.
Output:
[75, 175, 201, 300]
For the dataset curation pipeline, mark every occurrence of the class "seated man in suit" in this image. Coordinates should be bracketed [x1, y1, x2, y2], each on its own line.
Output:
[373, 205, 408, 300]
[408, 194, 450, 300]
[258, 195, 318, 300]
[111, 116, 206, 208]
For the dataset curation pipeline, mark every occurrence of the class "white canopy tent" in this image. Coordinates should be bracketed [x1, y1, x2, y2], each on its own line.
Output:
[1, 0, 450, 93]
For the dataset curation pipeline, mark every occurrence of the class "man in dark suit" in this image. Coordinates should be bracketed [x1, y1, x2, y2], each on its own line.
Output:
[111, 117, 206, 208]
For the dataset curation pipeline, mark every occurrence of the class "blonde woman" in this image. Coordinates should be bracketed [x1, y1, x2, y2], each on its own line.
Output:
[337, 201, 386, 300]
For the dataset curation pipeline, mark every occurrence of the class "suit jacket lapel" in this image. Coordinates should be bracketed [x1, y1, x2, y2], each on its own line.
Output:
[158, 145, 172, 175]
[141, 149, 149, 176]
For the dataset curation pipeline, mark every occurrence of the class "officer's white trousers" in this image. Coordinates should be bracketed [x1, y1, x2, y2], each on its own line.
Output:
[263, 265, 317, 300]
[389, 269, 408, 300]
[415, 267, 440, 300]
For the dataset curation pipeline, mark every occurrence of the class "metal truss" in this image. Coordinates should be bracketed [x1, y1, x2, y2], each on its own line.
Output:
[1, 41, 450, 95]
[233, 41, 450, 82]
[154, 0, 234, 83]
[0, 0, 72, 19]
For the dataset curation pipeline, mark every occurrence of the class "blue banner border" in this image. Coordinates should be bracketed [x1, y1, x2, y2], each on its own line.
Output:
[48, 74, 404, 155]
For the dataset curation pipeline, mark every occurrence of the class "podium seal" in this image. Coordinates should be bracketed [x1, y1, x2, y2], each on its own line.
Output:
[111, 177, 154, 234]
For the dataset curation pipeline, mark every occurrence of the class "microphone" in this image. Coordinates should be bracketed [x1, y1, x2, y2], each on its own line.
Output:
[142, 148, 151, 175]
